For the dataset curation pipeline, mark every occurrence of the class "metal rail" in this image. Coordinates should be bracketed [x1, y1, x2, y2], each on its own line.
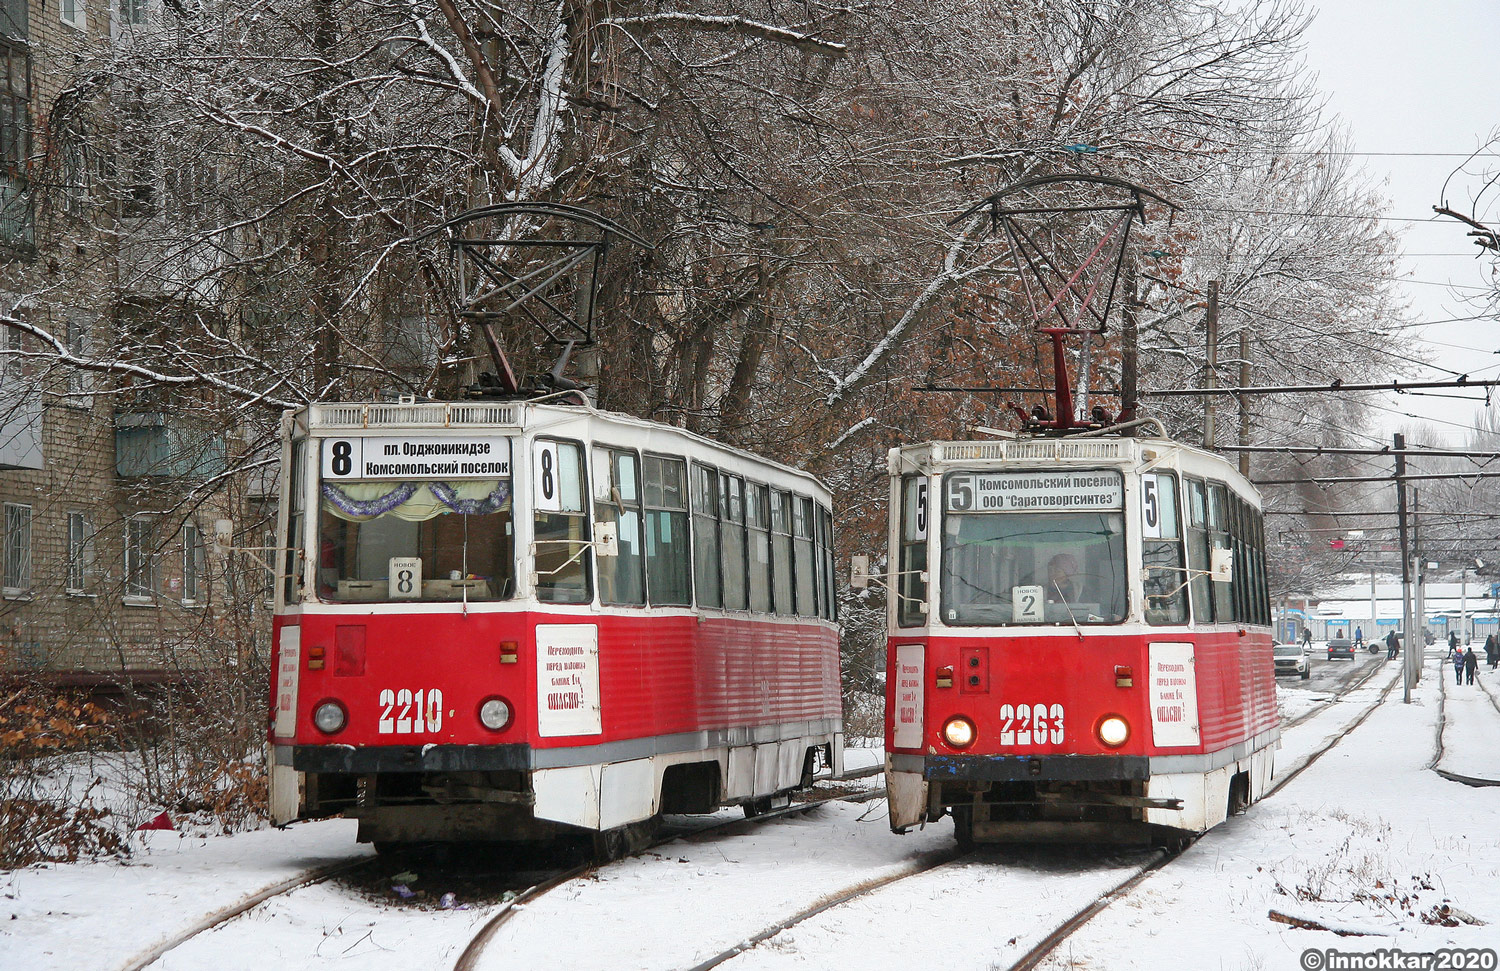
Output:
[1432, 652, 1500, 788]
[677, 849, 966, 971]
[1007, 659, 1404, 971]
[115, 855, 376, 971]
[451, 785, 889, 971]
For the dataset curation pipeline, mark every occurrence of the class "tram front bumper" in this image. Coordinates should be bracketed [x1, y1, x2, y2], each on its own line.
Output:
[919, 753, 1150, 782]
[281, 743, 532, 773]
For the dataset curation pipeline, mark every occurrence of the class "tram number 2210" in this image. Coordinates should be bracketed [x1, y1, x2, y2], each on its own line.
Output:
[377, 688, 443, 734]
[999, 703, 1065, 745]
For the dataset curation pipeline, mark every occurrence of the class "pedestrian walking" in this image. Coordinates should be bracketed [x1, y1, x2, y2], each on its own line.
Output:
[1464, 647, 1479, 685]
[1486, 633, 1498, 670]
[1454, 647, 1466, 685]
[1302, 628, 1312, 648]
[1449, 630, 1460, 652]
[1354, 625, 1364, 648]
[1387, 630, 1400, 661]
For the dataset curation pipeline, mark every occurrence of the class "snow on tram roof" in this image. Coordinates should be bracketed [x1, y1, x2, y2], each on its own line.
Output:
[294, 397, 831, 496]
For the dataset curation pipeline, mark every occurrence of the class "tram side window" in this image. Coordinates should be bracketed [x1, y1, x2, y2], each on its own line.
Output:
[1252, 508, 1270, 625]
[810, 500, 827, 618]
[746, 483, 772, 613]
[1234, 496, 1257, 624]
[644, 454, 692, 606]
[1185, 477, 1213, 624]
[897, 476, 928, 628]
[534, 440, 591, 604]
[818, 504, 836, 621]
[770, 490, 794, 614]
[593, 446, 645, 606]
[1207, 483, 1234, 621]
[1142, 472, 1187, 626]
[692, 464, 722, 609]
[1228, 495, 1245, 622]
[719, 473, 748, 610]
[792, 495, 816, 617]
[284, 441, 306, 604]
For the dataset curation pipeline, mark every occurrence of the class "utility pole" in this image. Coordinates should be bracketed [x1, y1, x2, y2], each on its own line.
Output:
[1395, 432, 1415, 703]
[1120, 263, 1138, 425]
[1413, 488, 1425, 669]
[1204, 280, 1218, 450]
[1238, 324, 1250, 476]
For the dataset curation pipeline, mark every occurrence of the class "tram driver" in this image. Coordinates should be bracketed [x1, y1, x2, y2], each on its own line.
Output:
[1045, 553, 1081, 604]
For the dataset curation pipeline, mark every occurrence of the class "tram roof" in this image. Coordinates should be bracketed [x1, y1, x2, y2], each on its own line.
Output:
[288, 398, 832, 498]
[889, 433, 1260, 500]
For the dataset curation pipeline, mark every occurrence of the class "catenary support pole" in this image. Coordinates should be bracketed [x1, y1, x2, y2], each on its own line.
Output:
[1204, 280, 1218, 450]
[1238, 325, 1250, 477]
[1395, 433, 1414, 703]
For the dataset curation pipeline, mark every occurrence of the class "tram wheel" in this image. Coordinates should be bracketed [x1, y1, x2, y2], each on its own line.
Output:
[951, 805, 975, 851]
[591, 827, 629, 862]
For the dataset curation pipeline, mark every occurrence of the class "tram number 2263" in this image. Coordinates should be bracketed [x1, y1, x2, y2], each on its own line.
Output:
[999, 703, 1065, 745]
[377, 688, 443, 734]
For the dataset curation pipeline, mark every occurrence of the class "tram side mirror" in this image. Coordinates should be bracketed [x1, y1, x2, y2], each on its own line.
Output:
[594, 521, 618, 557]
[1210, 547, 1233, 583]
[851, 555, 871, 590]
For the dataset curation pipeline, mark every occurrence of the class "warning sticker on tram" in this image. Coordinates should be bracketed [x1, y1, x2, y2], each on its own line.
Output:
[536, 624, 602, 737]
[946, 471, 1123, 512]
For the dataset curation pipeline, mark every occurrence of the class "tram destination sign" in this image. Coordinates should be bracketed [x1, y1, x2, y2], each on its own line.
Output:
[946, 470, 1123, 512]
[322, 435, 513, 480]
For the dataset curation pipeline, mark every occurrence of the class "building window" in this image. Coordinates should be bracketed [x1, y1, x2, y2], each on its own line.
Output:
[1, 0, 27, 40]
[118, 0, 144, 26]
[125, 516, 156, 601]
[3, 502, 30, 595]
[0, 39, 30, 247]
[182, 522, 204, 603]
[116, 89, 156, 217]
[64, 313, 94, 404]
[66, 510, 94, 593]
[60, 0, 85, 29]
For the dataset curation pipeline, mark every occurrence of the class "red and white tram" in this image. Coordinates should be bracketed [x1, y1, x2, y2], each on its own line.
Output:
[268, 398, 842, 850]
[883, 432, 1277, 845]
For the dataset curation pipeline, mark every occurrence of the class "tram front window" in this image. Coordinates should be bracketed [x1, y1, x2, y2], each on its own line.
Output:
[317, 479, 514, 602]
[941, 497, 1127, 626]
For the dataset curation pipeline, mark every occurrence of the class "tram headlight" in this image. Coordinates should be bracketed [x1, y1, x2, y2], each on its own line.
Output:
[941, 716, 976, 749]
[312, 700, 347, 735]
[1095, 715, 1130, 749]
[478, 696, 513, 732]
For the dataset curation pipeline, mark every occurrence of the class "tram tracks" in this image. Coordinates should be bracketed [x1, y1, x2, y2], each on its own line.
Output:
[1003, 650, 1406, 971]
[451, 784, 889, 971]
[1433, 651, 1500, 788]
[109, 776, 886, 971]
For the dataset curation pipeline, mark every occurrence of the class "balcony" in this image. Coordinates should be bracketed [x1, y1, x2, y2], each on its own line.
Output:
[0, 387, 42, 470]
[115, 412, 226, 479]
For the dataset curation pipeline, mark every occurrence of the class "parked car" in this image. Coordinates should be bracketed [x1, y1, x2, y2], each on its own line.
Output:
[1327, 637, 1356, 660]
[1273, 642, 1311, 679]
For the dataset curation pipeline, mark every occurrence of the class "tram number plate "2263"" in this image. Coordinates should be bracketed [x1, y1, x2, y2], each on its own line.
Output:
[998, 703, 1065, 745]
[377, 688, 443, 734]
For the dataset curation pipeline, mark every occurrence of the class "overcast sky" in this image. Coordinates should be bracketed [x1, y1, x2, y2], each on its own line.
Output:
[1301, 0, 1500, 445]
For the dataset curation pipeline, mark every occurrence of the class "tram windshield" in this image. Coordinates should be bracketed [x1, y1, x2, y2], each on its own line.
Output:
[316, 478, 515, 602]
[940, 470, 1127, 626]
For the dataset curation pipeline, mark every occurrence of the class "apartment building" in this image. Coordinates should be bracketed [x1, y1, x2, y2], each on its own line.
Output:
[0, 0, 261, 693]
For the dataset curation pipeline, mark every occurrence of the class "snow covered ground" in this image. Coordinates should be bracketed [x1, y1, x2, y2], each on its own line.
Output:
[3, 652, 1496, 971]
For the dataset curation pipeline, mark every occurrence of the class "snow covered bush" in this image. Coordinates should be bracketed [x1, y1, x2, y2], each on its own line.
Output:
[0, 687, 127, 867]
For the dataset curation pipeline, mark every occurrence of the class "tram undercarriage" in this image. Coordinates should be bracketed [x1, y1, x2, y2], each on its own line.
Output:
[272, 738, 840, 848]
[894, 746, 1275, 846]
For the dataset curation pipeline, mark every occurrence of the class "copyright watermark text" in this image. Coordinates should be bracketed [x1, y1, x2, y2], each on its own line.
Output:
[1301, 949, 1498, 971]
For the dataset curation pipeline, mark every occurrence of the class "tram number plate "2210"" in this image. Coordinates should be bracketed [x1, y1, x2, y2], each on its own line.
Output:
[377, 688, 444, 734]
[998, 703, 1065, 745]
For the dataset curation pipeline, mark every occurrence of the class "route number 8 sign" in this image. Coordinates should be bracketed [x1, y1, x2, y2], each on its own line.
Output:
[389, 556, 422, 599]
